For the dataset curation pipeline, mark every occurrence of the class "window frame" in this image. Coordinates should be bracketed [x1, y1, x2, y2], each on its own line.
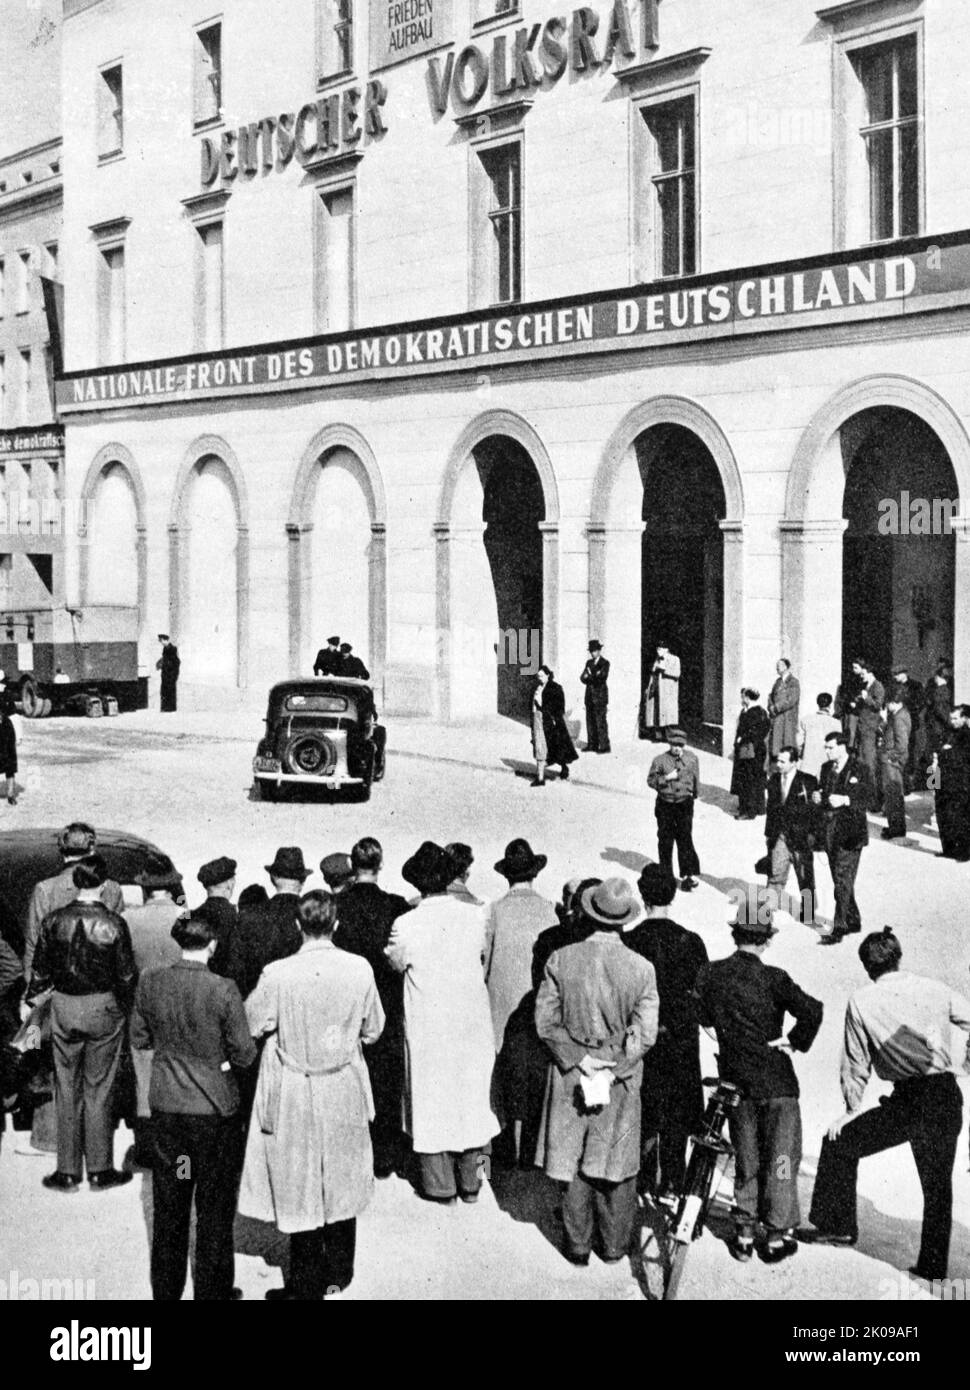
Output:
[97, 60, 125, 163]
[15, 249, 32, 315]
[316, 0, 356, 90]
[312, 177, 357, 333]
[193, 18, 224, 131]
[470, 135, 524, 309]
[830, 16, 924, 250]
[193, 215, 225, 352]
[96, 240, 127, 366]
[631, 81, 701, 284]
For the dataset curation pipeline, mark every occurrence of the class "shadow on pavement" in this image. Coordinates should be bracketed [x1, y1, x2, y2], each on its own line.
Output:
[489, 1164, 566, 1259]
[600, 846, 651, 875]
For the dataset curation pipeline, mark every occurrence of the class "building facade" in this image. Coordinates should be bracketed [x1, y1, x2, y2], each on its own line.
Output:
[57, 0, 970, 735]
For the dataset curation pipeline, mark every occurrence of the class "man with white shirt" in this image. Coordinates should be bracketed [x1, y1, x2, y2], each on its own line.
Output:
[799, 692, 841, 781]
[802, 928, 970, 1282]
[764, 748, 818, 923]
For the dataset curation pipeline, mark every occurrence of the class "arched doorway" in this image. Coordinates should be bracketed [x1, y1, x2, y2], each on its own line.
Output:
[842, 409, 957, 682]
[639, 425, 726, 734]
[86, 463, 139, 606]
[178, 454, 241, 688]
[438, 414, 559, 723]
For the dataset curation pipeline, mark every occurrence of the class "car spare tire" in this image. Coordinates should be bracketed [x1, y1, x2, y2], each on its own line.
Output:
[282, 731, 338, 777]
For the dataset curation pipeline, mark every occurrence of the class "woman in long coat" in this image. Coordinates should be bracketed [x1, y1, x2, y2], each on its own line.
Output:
[387, 841, 499, 1202]
[239, 891, 384, 1299]
[0, 673, 17, 805]
[530, 666, 578, 786]
[731, 686, 770, 819]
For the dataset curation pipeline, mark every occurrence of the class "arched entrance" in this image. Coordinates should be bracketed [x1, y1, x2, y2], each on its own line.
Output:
[782, 377, 970, 706]
[286, 426, 387, 686]
[640, 425, 726, 733]
[590, 399, 745, 750]
[80, 445, 147, 626]
[842, 408, 957, 681]
[169, 437, 249, 694]
[437, 413, 559, 723]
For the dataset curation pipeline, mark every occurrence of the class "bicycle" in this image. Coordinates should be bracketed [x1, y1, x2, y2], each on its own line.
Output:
[640, 1075, 742, 1301]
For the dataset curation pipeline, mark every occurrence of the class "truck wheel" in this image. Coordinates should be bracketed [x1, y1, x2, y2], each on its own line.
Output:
[38, 698, 53, 718]
[19, 679, 41, 718]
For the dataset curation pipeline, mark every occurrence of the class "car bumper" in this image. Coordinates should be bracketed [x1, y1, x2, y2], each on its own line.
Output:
[253, 769, 365, 790]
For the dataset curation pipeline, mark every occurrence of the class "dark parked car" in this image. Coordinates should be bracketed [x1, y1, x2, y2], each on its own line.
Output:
[0, 827, 178, 958]
[252, 677, 386, 802]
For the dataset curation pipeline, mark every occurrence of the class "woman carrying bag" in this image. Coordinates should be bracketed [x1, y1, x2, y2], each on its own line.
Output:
[731, 687, 770, 819]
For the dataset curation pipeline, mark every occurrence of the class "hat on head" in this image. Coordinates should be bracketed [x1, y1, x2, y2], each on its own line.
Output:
[445, 842, 474, 877]
[637, 863, 677, 907]
[265, 846, 311, 881]
[495, 838, 547, 882]
[581, 877, 640, 929]
[197, 856, 237, 889]
[727, 890, 778, 937]
[339, 643, 352, 653]
[402, 841, 454, 896]
[158, 633, 170, 642]
[588, 640, 602, 652]
[135, 851, 183, 893]
[320, 852, 354, 889]
[666, 726, 687, 746]
[327, 635, 340, 645]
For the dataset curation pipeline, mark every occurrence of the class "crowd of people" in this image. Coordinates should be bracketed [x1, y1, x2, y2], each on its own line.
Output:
[2, 819, 969, 1299]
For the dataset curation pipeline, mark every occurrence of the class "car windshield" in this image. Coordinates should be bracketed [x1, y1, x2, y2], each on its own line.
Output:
[281, 693, 350, 713]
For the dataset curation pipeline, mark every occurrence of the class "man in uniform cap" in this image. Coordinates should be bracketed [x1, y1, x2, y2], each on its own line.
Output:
[225, 848, 308, 999]
[647, 728, 701, 892]
[196, 857, 238, 978]
[535, 878, 658, 1265]
[339, 643, 370, 681]
[156, 635, 181, 713]
[694, 900, 822, 1264]
[580, 640, 611, 754]
[313, 637, 342, 678]
[320, 852, 354, 894]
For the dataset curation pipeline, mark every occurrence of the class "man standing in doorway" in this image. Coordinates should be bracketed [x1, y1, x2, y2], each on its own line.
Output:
[157, 634, 181, 713]
[580, 640, 611, 754]
[813, 732, 870, 945]
[854, 659, 886, 811]
[643, 641, 680, 740]
[879, 694, 911, 841]
[647, 727, 700, 892]
[768, 659, 800, 760]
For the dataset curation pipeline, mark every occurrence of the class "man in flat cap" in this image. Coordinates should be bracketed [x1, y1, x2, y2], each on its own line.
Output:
[339, 643, 370, 681]
[313, 636, 342, 678]
[580, 641, 611, 754]
[156, 635, 181, 713]
[225, 848, 308, 999]
[647, 728, 701, 892]
[196, 857, 238, 978]
[320, 852, 354, 894]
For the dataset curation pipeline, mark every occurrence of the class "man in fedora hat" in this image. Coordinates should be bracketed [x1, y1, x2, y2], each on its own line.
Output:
[156, 634, 180, 713]
[647, 727, 701, 891]
[484, 839, 556, 1167]
[535, 878, 658, 1266]
[580, 641, 611, 754]
[694, 900, 822, 1264]
[622, 866, 708, 1198]
[387, 842, 499, 1203]
[195, 856, 238, 977]
[313, 636, 342, 678]
[226, 848, 308, 999]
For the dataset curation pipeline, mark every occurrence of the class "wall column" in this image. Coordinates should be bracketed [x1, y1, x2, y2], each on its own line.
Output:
[780, 517, 847, 707]
[952, 514, 970, 701]
[720, 520, 746, 746]
[588, 521, 644, 733]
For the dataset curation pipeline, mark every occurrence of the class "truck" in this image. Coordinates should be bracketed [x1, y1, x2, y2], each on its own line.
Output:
[0, 603, 148, 718]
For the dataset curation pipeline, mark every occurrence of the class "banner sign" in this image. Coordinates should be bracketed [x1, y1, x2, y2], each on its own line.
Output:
[371, 0, 453, 71]
[0, 425, 65, 454]
[56, 239, 970, 414]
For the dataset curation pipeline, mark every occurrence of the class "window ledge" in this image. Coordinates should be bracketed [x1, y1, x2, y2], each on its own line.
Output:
[471, 9, 521, 36]
[97, 149, 125, 167]
[615, 48, 712, 86]
[89, 215, 131, 245]
[455, 98, 534, 137]
[193, 114, 224, 135]
[316, 70, 356, 94]
[181, 187, 232, 220]
[816, 0, 921, 24]
[300, 148, 364, 182]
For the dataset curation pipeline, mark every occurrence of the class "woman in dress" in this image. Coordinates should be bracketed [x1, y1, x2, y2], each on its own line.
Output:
[530, 666, 579, 787]
[730, 686, 769, 819]
[0, 672, 17, 805]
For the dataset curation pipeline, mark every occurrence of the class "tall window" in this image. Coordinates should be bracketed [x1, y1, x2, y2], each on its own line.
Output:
[0, 259, 5, 317]
[316, 186, 354, 333]
[0, 356, 5, 426]
[98, 245, 126, 364]
[197, 221, 224, 350]
[17, 250, 31, 313]
[644, 97, 697, 278]
[98, 63, 124, 159]
[318, 0, 353, 81]
[194, 21, 222, 126]
[851, 37, 920, 241]
[479, 143, 522, 305]
[45, 242, 59, 278]
[21, 349, 32, 417]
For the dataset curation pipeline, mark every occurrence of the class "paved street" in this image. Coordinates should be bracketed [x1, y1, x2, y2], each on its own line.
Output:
[0, 708, 966, 1300]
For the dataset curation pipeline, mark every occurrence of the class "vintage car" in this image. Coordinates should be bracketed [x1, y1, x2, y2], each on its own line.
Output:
[252, 677, 386, 801]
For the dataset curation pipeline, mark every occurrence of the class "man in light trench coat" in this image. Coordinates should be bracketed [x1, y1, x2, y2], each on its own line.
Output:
[535, 878, 659, 1265]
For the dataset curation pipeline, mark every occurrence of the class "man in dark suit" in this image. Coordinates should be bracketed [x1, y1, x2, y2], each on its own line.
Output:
[334, 837, 412, 1177]
[813, 733, 870, 944]
[854, 659, 885, 811]
[880, 697, 912, 840]
[622, 866, 707, 1197]
[339, 643, 370, 680]
[890, 666, 923, 792]
[156, 634, 181, 713]
[580, 640, 611, 754]
[933, 705, 970, 861]
[225, 847, 307, 998]
[313, 635, 342, 677]
[195, 856, 238, 978]
[765, 747, 818, 923]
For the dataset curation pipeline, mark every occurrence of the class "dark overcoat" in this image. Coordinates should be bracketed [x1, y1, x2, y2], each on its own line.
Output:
[540, 680, 578, 766]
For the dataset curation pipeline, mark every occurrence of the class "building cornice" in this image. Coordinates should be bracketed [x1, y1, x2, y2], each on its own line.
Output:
[0, 178, 63, 222]
[64, 0, 106, 19]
